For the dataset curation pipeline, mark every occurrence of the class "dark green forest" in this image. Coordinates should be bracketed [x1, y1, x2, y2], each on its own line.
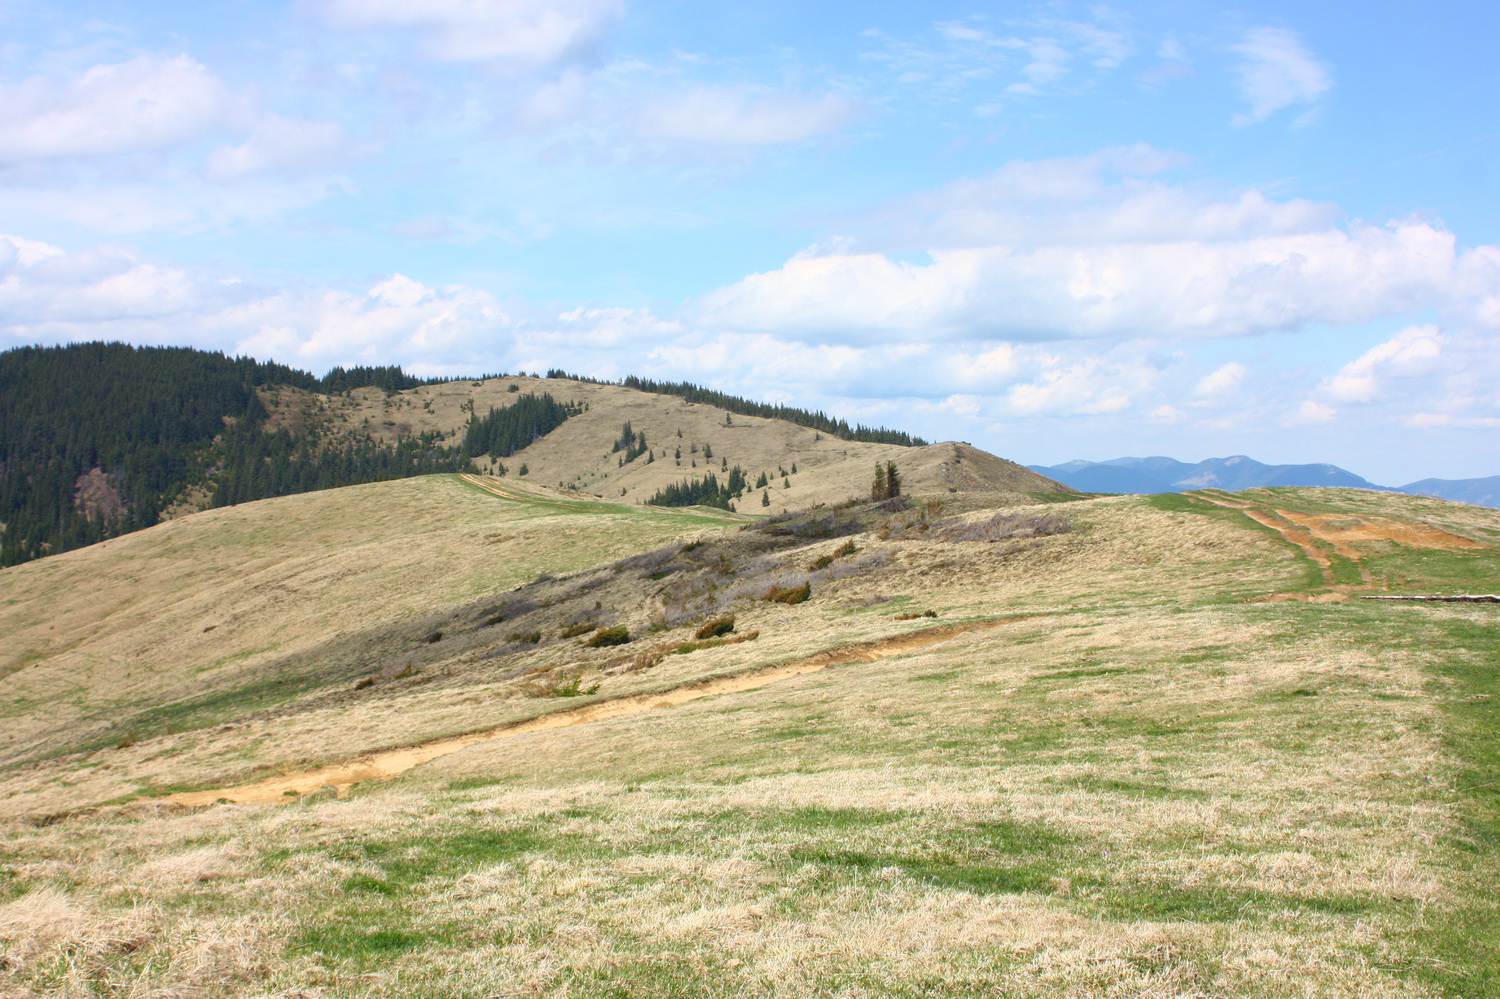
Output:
[463, 394, 585, 459]
[0, 343, 476, 567]
[645, 467, 750, 510]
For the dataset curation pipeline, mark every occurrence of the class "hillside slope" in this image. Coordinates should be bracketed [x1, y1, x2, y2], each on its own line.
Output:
[286, 374, 1065, 510]
[3, 483, 1498, 996]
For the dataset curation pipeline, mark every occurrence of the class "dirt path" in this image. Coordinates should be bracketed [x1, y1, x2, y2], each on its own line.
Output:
[458, 473, 538, 503]
[1198, 492, 1489, 600]
[165, 615, 1045, 807]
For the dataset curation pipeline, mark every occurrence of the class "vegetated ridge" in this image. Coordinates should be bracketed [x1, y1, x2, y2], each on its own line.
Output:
[0, 343, 960, 567]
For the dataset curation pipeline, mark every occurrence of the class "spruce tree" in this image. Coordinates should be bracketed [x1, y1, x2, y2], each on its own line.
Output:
[872, 462, 887, 501]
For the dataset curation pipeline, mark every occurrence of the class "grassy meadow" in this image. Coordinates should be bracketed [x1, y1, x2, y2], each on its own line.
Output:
[1, 480, 1497, 997]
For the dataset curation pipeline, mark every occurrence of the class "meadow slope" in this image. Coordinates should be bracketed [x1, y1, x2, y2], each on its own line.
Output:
[2, 481, 1498, 998]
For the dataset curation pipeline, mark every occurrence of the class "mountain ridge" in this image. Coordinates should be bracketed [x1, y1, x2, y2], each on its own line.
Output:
[1029, 454, 1499, 508]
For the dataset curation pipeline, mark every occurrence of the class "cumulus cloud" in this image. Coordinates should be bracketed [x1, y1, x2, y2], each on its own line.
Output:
[636, 87, 861, 145]
[698, 220, 1467, 343]
[0, 53, 348, 200]
[1192, 362, 1247, 398]
[1322, 325, 1443, 403]
[1006, 355, 1143, 416]
[318, 0, 623, 71]
[0, 55, 239, 160]
[1232, 27, 1332, 125]
[205, 115, 348, 181]
[690, 147, 1498, 347]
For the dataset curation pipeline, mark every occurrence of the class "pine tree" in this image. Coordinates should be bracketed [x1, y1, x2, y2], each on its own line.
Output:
[886, 461, 901, 497]
[872, 462, 887, 501]
[762, 490, 770, 506]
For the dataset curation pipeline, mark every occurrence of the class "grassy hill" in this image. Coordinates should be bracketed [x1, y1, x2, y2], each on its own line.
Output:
[266, 372, 1062, 511]
[2, 480, 1498, 996]
[0, 343, 1055, 567]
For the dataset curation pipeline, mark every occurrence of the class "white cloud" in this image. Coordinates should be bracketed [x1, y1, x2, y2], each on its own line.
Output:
[318, 0, 623, 71]
[1291, 400, 1337, 424]
[1005, 355, 1145, 416]
[0, 234, 207, 327]
[698, 219, 1467, 343]
[636, 87, 861, 145]
[0, 53, 349, 227]
[1232, 28, 1332, 125]
[1192, 361, 1247, 398]
[1150, 404, 1184, 422]
[881, 152, 1333, 249]
[684, 147, 1500, 349]
[1322, 324, 1443, 403]
[1404, 413, 1500, 429]
[205, 115, 348, 181]
[0, 55, 239, 160]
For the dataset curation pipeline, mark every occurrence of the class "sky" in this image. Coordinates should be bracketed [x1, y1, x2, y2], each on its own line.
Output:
[1, 1, 1497, 484]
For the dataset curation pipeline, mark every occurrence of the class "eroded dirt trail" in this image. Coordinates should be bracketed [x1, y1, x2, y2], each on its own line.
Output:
[166, 616, 1043, 807]
[1199, 492, 1490, 600]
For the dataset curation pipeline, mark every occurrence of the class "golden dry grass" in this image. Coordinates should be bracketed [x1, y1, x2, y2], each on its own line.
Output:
[1, 482, 1498, 997]
[263, 374, 1064, 513]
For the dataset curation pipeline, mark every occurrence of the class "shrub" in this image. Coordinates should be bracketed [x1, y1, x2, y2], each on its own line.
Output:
[809, 538, 858, 570]
[559, 621, 596, 639]
[764, 582, 811, 605]
[937, 511, 1072, 543]
[422, 630, 443, 644]
[522, 670, 601, 697]
[508, 630, 542, 644]
[668, 630, 759, 655]
[894, 610, 938, 620]
[584, 625, 631, 647]
[695, 615, 736, 640]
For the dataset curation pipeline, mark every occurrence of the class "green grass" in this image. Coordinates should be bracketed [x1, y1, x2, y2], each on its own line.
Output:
[1406, 612, 1500, 997]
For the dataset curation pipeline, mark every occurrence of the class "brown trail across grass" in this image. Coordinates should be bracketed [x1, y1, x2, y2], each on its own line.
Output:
[165, 614, 1050, 807]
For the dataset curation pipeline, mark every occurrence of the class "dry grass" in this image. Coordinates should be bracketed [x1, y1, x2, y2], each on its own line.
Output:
[1, 486, 1497, 996]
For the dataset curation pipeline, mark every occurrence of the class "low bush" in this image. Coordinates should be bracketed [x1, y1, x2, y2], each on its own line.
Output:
[694, 615, 736, 640]
[809, 539, 858, 570]
[938, 511, 1072, 543]
[669, 630, 760, 655]
[559, 621, 596, 639]
[584, 625, 631, 647]
[507, 630, 542, 644]
[894, 610, 938, 620]
[764, 582, 811, 605]
[522, 669, 601, 697]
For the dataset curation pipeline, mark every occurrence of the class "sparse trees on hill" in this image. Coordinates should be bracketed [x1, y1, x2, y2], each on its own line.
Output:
[872, 461, 902, 501]
[645, 467, 748, 509]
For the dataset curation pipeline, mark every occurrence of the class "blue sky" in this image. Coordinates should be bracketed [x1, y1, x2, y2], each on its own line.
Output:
[1, 1, 1497, 483]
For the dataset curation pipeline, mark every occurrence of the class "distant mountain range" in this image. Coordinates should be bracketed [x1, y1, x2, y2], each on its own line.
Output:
[1027, 456, 1500, 509]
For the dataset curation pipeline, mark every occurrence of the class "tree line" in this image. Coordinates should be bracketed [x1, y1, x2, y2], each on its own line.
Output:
[0, 343, 476, 567]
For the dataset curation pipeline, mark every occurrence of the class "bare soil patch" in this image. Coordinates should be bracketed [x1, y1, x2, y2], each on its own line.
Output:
[165, 615, 1046, 806]
[1275, 508, 1488, 554]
